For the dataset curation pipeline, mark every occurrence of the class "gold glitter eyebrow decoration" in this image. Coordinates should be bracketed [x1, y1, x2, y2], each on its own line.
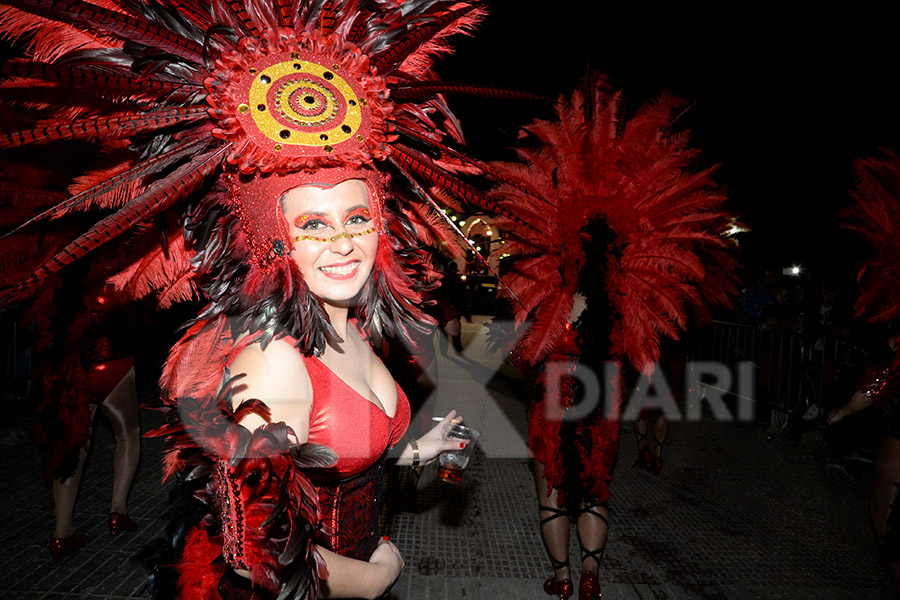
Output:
[293, 227, 377, 243]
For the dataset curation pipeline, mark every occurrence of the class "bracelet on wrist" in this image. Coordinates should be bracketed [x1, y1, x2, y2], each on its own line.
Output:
[409, 439, 420, 469]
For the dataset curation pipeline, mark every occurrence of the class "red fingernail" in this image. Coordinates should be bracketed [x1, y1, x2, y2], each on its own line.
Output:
[459, 442, 465, 448]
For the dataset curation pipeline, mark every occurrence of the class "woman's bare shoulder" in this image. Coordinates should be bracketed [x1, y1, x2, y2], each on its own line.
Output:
[229, 337, 311, 403]
[232, 336, 305, 367]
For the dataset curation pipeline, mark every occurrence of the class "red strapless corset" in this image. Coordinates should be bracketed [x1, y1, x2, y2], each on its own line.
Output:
[224, 333, 410, 559]
[302, 353, 410, 559]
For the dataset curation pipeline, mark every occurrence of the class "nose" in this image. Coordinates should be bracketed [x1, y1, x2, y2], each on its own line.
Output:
[328, 232, 354, 255]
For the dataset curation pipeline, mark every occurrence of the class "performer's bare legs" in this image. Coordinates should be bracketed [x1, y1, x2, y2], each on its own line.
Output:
[52, 436, 92, 539]
[575, 500, 608, 578]
[535, 461, 572, 586]
[100, 366, 140, 515]
[634, 414, 668, 474]
[52, 367, 139, 540]
[535, 461, 609, 598]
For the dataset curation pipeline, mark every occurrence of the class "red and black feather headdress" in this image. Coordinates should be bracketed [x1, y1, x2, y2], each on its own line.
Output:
[0, 0, 541, 350]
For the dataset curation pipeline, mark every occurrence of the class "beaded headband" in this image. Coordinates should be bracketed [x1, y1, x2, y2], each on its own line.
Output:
[225, 167, 388, 267]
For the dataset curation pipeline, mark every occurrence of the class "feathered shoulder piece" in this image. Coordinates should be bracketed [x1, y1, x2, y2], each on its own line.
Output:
[845, 149, 900, 325]
[489, 72, 742, 373]
[149, 341, 337, 599]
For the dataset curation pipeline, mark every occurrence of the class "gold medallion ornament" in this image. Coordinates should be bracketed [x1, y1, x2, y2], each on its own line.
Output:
[239, 52, 368, 155]
[206, 30, 392, 174]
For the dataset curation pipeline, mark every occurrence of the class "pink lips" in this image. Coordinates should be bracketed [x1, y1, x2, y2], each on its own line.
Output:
[318, 260, 360, 280]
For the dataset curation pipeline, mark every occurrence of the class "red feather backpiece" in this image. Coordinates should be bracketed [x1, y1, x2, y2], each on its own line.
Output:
[845, 150, 900, 326]
[490, 73, 742, 374]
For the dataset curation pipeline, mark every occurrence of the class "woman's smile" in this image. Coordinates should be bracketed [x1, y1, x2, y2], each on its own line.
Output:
[281, 179, 378, 306]
[319, 259, 361, 279]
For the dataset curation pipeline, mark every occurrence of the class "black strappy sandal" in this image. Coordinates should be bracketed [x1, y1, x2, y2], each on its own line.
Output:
[539, 505, 574, 599]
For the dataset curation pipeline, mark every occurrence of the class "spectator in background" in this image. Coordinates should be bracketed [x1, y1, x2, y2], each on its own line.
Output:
[736, 268, 779, 326]
[433, 261, 470, 354]
[802, 280, 855, 421]
[761, 283, 804, 333]
[758, 279, 805, 426]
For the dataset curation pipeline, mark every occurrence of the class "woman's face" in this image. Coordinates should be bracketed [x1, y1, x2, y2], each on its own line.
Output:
[282, 179, 378, 305]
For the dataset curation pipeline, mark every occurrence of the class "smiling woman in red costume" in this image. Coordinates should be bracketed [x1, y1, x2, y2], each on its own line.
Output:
[189, 168, 465, 599]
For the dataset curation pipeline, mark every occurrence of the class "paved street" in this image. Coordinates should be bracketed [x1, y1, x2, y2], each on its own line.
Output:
[0, 316, 895, 599]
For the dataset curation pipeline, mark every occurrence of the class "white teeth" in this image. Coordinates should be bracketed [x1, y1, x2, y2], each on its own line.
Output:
[319, 262, 358, 275]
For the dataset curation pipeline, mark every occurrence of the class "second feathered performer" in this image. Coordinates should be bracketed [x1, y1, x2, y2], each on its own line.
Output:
[487, 72, 742, 600]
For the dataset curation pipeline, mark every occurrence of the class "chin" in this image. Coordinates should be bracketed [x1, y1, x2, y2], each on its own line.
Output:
[309, 274, 369, 304]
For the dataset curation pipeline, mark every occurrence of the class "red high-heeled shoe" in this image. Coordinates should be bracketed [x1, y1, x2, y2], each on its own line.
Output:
[49, 533, 88, 559]
[579, 571, 601, 600]
[108, 512, 138, 536]
[544, 577, 574, 600]
[650, 455, 663, 475]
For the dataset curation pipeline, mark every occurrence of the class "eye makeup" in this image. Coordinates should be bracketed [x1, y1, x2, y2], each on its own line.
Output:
[292, 227, 376, 243]
[294, 213, 333, 229]
[292, 205, 374, 242]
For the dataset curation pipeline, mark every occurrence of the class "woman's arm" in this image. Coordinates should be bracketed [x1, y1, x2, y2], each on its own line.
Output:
[229, 338, 313, 439]
[318, 541, 404, 599]
[828, 390, 874, 426]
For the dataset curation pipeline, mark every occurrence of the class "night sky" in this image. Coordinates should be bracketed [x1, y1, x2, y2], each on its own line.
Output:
[436, 3, 900, 287]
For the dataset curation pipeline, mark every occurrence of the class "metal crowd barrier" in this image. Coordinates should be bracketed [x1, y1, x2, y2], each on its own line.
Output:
[687, 320, 847, 436]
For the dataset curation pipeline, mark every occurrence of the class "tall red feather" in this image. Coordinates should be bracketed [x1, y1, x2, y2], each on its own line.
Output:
[9, 0, 205, 62]
[0, 145, 225, 304]
[0, 106, 208, 148]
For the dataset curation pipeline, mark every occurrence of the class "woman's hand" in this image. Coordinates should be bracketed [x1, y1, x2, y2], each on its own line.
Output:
[826, 409, 844, 426]
[827, 391, 873, 427]
[368, 537, 404, 597]
[407, 410, 469, 467]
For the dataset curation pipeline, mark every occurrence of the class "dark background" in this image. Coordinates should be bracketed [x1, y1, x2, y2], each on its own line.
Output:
[437, 3, 900, 287]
